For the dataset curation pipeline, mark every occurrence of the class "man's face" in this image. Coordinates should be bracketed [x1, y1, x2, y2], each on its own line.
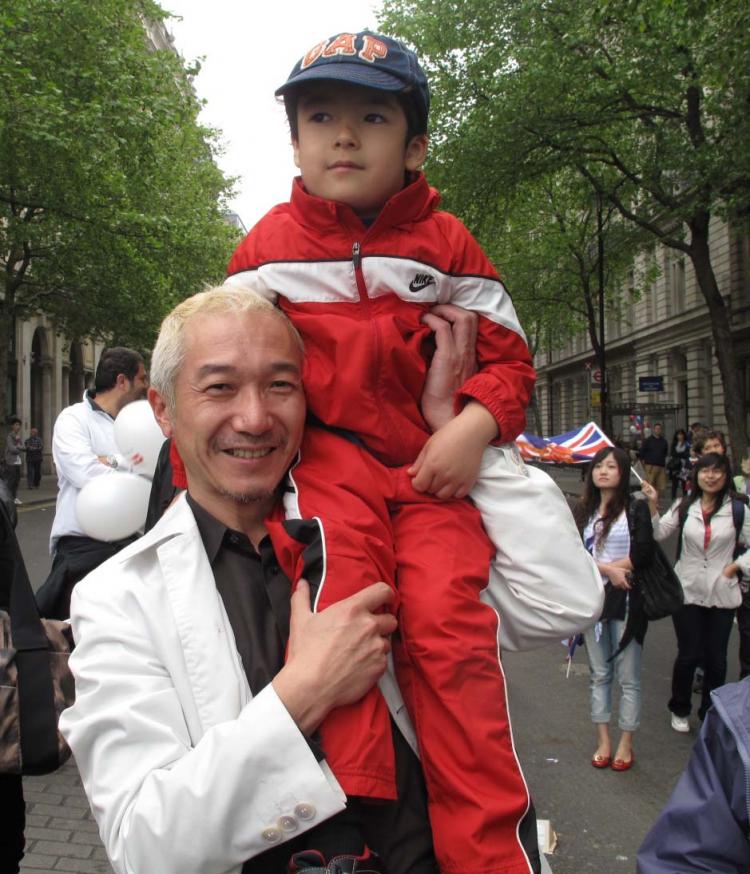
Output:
[293, 82, 428, 220]
[150, 311, 305, 528]
[121, 363, 149, 406]
[654, 424, 663, 437]
[11, 421, 20, 433]
[30, 428, 38, 437]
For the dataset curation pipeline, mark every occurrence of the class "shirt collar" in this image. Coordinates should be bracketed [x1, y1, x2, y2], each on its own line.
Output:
[85, 389, 113, 420]
[288, 170, 440, 234]
[186, 493, 268, 563]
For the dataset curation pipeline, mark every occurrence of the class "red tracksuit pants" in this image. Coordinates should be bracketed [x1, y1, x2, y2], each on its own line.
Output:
[266, 428, 535, 874]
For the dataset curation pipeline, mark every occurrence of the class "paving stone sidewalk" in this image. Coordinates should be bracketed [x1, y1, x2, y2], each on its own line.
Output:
[21, 762, 113, 873]
[15, 475, 113, 872]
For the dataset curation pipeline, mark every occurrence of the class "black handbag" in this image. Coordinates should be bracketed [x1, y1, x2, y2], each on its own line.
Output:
[0, 502, 74, 775]
[633, 541, 684, 620]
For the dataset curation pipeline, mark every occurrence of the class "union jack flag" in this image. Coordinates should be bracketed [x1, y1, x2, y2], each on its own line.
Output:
[516, 422, 613, 465]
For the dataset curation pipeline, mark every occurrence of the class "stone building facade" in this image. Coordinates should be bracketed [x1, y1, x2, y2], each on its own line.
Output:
[533, 216, 750, 447]
[6, 317, 104, 472]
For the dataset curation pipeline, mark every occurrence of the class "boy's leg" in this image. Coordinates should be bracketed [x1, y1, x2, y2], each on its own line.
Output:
[390, 488, 538, 874]
[267, 427, 399, 801]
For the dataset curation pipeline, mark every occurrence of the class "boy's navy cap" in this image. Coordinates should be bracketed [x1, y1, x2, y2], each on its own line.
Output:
[275, 30, 430, 130]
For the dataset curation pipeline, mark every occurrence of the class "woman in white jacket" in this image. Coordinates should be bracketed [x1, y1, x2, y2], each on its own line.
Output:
[642, 452, 750, 732]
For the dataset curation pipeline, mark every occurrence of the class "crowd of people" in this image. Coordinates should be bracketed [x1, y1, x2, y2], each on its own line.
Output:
[2, 25, 749, 874]
[574, 428, 750, 872]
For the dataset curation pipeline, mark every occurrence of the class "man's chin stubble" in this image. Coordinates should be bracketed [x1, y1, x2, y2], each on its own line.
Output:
[219, 488, 272, 505]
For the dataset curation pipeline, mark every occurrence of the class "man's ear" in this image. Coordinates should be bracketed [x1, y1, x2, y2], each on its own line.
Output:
[404, 134, 429, 172]
[292, 137, 301, 170]
[148, 387, 173, 438]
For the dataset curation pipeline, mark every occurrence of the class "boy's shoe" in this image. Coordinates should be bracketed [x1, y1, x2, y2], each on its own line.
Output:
[288, 849, 384, 873]
[670, 713, 690, 733]
[13, 498, 22, 505]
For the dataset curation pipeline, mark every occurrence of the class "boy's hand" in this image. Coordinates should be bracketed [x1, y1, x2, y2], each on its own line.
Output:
[420, 305, 478, 432]
[409, 401, 498, 499]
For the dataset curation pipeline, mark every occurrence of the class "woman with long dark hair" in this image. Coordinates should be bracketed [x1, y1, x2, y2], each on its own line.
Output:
[573, 447, 654, 771]
[643, 452, 750, 731]
[667, 428, 691, 500]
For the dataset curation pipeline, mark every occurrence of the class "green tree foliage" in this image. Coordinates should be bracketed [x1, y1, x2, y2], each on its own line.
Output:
[481, 170, 650, 432]
[0, 0, 238, 418]
[380, 0, 750, 459]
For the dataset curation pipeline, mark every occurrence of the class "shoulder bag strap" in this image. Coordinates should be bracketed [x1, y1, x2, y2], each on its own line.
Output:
[6, 509, 61, 774]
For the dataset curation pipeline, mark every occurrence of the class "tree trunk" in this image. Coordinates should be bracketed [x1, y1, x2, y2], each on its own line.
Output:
[529, 393, 543, 434]
[688, 219, 749, 471]
[0, 297, 12, 430]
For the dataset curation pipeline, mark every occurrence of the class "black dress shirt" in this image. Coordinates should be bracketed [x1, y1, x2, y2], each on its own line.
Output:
[186, 495, 437, 874]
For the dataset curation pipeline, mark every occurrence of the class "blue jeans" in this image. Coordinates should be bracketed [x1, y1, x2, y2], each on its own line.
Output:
[584, 618, 642, 731]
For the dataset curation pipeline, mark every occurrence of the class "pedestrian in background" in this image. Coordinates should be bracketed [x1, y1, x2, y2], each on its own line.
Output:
[35, 347, 148, 619]
[638, 422, 669, 498]
[667, 428, 691, 500]
[24, 427, 43, 489]
[697, 429, 728, 459]
[3, 417, 23, 506]
[574, 446, 655, 772]
[643, 453, 750, 732]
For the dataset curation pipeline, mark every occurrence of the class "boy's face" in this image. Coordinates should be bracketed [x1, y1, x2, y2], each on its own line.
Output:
[293, 82, 428, 220]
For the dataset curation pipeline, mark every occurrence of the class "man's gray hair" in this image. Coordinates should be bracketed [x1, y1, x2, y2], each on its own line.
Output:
[151, 286, 303, 410]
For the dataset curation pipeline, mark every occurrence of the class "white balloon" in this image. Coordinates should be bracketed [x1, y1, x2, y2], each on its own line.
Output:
[76, 473, 151, 542]
[114, 399, 166, 478]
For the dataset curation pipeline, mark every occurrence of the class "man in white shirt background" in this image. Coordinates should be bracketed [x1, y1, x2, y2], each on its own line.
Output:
[35, 346, 148, 618]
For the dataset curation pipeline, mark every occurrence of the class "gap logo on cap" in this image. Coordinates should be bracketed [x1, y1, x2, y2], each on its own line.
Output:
[301, 33, 389, 69]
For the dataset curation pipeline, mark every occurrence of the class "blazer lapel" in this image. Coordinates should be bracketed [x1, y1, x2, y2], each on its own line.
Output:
[156, 497, 251, 730]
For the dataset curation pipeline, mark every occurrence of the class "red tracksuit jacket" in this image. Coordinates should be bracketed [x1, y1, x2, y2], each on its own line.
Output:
[226, 172, 535, 459]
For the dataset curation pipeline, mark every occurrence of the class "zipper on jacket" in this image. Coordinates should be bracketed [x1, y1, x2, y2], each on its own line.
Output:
[352, 241, 368, 304]
[350, 239, 400, 442]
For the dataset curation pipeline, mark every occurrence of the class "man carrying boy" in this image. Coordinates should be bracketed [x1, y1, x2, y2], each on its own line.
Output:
[210, 30, 541, 874]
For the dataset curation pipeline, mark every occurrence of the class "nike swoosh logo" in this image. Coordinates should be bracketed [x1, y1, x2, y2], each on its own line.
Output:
[408, 277, 436, 293]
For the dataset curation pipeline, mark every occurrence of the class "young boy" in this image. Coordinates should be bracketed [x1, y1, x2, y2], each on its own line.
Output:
[211, 30, 537, 873]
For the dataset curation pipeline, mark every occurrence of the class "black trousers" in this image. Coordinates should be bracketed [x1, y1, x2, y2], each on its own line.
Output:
[0, 774, 25, 873]
[35, 534, 135, 619]
[670, 603, 736, 719]
[3, 465, 20, 499]
[738, 588, 750, 680]
[26, 460, 42, 489]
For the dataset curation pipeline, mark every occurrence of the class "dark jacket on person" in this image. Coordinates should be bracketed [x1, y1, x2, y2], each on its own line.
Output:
[638, 435, 669, 466]
[637, 677, 750, 872]
[600, 498, 655, 636]
[24, 436, 43, 462]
